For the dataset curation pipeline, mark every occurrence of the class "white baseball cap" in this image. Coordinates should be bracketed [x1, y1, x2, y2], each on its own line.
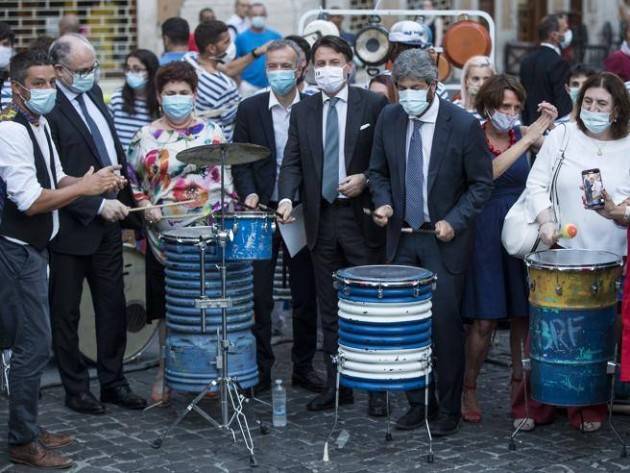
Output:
[303, 20, 340, 46]
[388, 20, 433, 47]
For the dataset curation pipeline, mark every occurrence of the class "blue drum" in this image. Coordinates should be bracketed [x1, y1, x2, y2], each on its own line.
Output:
[334, 265, 435, 391]
[526, 249, 622, 406]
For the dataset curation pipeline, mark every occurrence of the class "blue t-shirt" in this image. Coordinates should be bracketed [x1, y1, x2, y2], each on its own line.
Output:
[160, 51, 187, 65]
[235, 28, 281, 88]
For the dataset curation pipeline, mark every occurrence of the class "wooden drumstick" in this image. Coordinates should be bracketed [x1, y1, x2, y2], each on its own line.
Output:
[362, 208, 437, 234]
[128, 199, 199, 213]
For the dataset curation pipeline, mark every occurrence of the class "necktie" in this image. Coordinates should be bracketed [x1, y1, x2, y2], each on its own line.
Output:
[75, 93, 112, 168]
[322, 96, 340, 203]
[405, 120, 425, 230]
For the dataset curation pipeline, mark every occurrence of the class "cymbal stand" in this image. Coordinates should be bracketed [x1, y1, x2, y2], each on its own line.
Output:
[151, 144, 259, 467]
[607, 344, 628, 458]
[509, 341, 531, 450]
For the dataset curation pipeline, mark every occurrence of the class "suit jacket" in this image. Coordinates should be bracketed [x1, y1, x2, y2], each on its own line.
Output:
[278, 86, 388, 250]
[369, 100, 494, 273]
[520, 46, 572, 125]
[46, 84, 140, 255]
[232, 91, 304, 204]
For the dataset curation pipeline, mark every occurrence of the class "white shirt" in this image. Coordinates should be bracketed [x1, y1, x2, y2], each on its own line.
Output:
[226, 14, 250, 40]
[269, 90, 300, 201]
[541, 42, 561, 56]
[526, 121, 629, 257]
[322, 84, 349, 199]
[405, 96, 441, 223]
[0, 116, 67, 243]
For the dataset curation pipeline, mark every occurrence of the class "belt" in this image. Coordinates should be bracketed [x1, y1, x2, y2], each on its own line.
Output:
[402, 222, 434, 231]
[322, 198, 353, 207]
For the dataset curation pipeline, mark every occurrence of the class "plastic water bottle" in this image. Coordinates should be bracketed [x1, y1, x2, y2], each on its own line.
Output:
[272, 379, 287, 427]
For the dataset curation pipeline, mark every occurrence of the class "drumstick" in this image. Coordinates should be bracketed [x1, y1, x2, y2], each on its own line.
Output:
[128, 199, 198, 213]
[362, 208, 437, 234]
[240, 199, 284, 219]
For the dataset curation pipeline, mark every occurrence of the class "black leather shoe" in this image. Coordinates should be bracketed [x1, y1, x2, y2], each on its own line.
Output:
[368, 392, 389, 417]
[306, 386, 353, 411]
[292, 369, 325, 393]
[395, 405, 439, 430]
[430, 414, 461, 437]
[65, 392, 105, 415]
[100, 385, 147, 410]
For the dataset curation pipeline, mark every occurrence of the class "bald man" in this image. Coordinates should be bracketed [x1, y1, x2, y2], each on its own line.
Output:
[58, 14, 80, 36]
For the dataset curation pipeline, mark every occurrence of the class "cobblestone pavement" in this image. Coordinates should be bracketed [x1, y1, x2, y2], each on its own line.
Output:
[2, 331, 630, 473]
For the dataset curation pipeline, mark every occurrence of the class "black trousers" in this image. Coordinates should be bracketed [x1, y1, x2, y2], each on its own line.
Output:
[311, 203, 379, 386]
[49, 224, 128, 396]
[393, 232, 466, 417]
[253, 227, 317, 378]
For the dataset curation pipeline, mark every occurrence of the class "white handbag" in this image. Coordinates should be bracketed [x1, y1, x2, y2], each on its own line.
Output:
[501, 124, 569, 258]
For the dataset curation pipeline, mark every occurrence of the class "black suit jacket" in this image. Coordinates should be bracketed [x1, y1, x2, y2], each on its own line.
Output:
[368, 100, 494, 273]
[278, 86, 388, 250]
[46, 84, 140, 255]
[520, 46, 572, 125]
[232, 91, 304, 204]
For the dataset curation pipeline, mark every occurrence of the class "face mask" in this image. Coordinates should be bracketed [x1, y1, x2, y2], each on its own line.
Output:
[222, 42, 237, 63]
[314, 66, 346, 95]
[126, 72, 147, 90]
[251, 16, 266, 29]
[580, 108, 611, 134]
[23, 87, 57, 115]
[0, 46, 12, 69]
[268, 69, 296, 96]
[569, 86, 580, 104]
[398, 89, 430, 117]
[69, 70, 96, 94]
[162, 94, 194, 121]
[489, 110, 519, 133]
[560, 29, 573, 49]
[467, 84, 480, 96]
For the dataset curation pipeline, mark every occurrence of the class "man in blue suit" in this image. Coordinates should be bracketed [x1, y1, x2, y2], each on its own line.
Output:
[369, 49, 493, 436]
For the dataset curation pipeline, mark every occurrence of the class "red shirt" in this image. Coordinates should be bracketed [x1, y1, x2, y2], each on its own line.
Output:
[188, 33, 198, 52]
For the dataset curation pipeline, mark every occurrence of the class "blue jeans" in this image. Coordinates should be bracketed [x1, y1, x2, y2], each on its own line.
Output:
[0, 237, 51, 446]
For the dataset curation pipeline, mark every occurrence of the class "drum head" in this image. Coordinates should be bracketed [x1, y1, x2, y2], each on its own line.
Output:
[355, 25, 390, 66]
[443, 20, 491, 68]
[335, 265, 434, 286]
[161, 226, 216, 243]
[526, 249, 623, 270]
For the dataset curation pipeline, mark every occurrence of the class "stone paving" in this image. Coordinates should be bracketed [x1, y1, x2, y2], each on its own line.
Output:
[2, 331, 630, 472]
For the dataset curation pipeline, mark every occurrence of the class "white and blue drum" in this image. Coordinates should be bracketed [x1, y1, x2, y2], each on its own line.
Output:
[334, 265, 435, 391]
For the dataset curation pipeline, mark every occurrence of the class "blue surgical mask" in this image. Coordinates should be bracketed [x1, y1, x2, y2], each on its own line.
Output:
[489, 110, 519, 133]
[24, 88, 57, 115]
[162, 94, 194, 121]
[126, 72, 148, 90]
[580, 108, 611, 134]
[569, 86, 580, 104]
[267, 69, 296, 96]
[398, 89, 429, 117]
[251, 16, 266, 29]
[70, 70, 96, 94]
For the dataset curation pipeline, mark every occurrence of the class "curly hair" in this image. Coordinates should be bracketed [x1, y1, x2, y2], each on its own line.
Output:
[155, 61, 198, 95]
[475, 74, 526, 118]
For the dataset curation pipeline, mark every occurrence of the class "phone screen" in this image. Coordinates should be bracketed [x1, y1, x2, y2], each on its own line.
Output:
[582, 169, 604, 209]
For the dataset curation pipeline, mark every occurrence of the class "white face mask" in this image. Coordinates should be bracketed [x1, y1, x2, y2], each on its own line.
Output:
[0, 46, 12, 69]
[314, 65, 346, 95]
[560, 29, 573, 49]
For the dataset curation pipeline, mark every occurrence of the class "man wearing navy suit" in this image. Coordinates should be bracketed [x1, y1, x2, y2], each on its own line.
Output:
[369, 49, 493, 436]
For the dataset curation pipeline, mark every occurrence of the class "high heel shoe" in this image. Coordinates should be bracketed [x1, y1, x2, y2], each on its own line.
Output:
[461, 383, 482, 423]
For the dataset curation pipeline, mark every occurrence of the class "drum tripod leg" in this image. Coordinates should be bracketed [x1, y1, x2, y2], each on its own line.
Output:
[607, 347, 628, 458]
[509, 344, 531, 451]
[323, 362, 342, 462]
[424, 369, 433, 463]
[385, 391, 393, 442]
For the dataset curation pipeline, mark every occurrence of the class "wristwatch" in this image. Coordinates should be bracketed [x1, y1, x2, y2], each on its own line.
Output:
[251, 48, 261, 59]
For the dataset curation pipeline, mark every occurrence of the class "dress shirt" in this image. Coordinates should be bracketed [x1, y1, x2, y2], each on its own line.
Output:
[541, 42, 561, 56]
[269, 90, 300, 201]
[405, 96, 440, 222]
[0, 116, 67, 243]
[322, 84, 349, 199]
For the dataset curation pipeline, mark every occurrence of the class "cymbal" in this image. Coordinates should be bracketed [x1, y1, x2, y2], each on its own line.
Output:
[177, 143, 270, 167]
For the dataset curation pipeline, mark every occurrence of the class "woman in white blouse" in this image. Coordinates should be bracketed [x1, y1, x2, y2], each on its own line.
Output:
[522, 72, 630, 432]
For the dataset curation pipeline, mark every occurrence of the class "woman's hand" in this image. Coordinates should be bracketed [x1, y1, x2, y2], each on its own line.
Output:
[539, 221, 558, 246]
[138, 200, 162, 225]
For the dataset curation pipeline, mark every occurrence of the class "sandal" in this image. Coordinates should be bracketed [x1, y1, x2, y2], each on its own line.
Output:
[580, 421, 602, 433]
[150, 376, 172, 406]
[461, 384, 482, 423]
[513, 418, 535, 432]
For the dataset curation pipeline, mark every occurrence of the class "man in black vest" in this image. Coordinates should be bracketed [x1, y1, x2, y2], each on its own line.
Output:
[0, 50, 123, 469]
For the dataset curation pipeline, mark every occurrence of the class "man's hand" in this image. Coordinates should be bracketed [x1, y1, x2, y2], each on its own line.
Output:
[244, 193, 260, 209]
[80, 166, 122, 196]
[372, 205, 393, 227]
[99, 199, 129, 222]
[277, 200, 294, 224]
[434, 220, 455, 242]
[338, 173, 367, 198]
[95, 165, 127, 192]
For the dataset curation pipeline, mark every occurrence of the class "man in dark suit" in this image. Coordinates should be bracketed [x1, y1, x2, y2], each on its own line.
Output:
[369, 49, 493, 436]
[277, 35, 388, 415]
[231, 39, 324, 394]
[46, 34, 146, 415]
[520, 13, 572, 125]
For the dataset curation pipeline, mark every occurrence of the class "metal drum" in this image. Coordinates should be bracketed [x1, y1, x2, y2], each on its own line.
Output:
[526, 249, 623, 406]
[334, 265, 436, 391]
[161, 228, 258, 392]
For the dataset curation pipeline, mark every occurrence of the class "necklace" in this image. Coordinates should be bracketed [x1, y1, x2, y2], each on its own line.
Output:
[595, 141, 605, 156]
[483, 123, 516, 157]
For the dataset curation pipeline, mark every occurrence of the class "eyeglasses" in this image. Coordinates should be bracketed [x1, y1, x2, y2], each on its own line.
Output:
[62, 61, 99, 76]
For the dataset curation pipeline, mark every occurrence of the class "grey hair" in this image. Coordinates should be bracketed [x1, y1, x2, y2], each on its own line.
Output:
[392, 49, 437, 85]
[266, 39, 302, 67]
[49, 33, 96, 66]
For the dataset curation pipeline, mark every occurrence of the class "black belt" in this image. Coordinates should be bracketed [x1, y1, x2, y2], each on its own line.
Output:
[322, 198, 353, 208]
[402, 222, 435, 231]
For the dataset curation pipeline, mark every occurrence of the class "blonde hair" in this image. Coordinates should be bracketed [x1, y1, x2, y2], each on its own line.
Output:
[460, 55, 495, 109]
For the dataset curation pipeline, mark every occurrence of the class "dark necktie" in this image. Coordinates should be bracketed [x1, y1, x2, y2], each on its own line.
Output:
[75, 93, 112, 168]
[322, 96, 340, 203]
[405, 119, 425, 229]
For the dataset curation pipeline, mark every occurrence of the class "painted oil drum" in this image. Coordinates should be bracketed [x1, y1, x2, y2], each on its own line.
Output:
[526, 249, 623, 406]
[334, 265, 436, 391]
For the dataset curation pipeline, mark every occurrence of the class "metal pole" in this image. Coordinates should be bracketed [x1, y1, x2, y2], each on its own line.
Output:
[199, 242, 206, 334]
[220, 144, 229, 426]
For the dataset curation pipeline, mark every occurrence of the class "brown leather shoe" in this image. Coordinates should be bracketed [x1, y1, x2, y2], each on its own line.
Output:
[9, 441, 74, 469]
[39, 429, 74, 449]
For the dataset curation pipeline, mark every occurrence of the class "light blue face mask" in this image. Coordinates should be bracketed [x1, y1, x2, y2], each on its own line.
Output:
[251, 16, 266, 29]
[24, 88, 57, 115]
[162, 94, 194, 121]
[398, 89, 429, 117]
[126, 72, 148, 90]
[69, 70, 96, 94]
[580, 108, 611, 134]
[489, 110, 519, 133]
[267, 69, 296, 96]
[569, 86, 580, 104]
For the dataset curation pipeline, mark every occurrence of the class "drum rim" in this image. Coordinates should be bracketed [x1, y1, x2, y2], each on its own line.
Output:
[334, 264, 436, 288]
[525, 249, 623, 271]
[160, 225, 217, 242]
[214, 211, 274, 219]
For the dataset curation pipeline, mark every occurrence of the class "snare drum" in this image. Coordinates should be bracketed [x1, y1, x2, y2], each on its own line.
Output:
[334, 265, 436, 391]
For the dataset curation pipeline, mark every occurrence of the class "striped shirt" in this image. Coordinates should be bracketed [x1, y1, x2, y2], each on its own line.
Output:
[0, 78, 12, 111]
[108, 88, 154, 150]
[184, 52, 240, 142]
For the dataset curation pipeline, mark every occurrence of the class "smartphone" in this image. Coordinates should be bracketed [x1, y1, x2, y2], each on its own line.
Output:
[582, 168, 604, 209]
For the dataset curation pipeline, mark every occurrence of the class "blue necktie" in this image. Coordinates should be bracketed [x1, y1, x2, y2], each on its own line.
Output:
[75, 93, 112, 168]
[405, 120, 425, 230]
[322, 96, 340, 203]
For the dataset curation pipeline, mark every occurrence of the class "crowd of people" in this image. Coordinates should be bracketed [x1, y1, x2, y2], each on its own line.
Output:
[1, 2, 630, 469]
